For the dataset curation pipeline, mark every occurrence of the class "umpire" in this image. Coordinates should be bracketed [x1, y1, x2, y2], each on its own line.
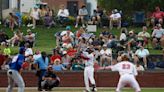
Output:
[41, 65, 60, 91]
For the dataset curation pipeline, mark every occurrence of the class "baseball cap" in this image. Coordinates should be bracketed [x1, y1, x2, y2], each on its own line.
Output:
[129, 30, 134, 34]
[19, 47, 26, 54]
[66, 26, 71, 30]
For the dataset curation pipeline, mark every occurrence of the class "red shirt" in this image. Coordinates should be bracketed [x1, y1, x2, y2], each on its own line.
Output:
[0, 54, 5, 67]
[50, 54, 62, 64]
[67, 48, 77, 57]
[152, 11, 164, 19]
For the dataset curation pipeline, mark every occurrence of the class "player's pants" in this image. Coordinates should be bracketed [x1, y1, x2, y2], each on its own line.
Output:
[84, 66, 96, 91]
[116, 74, 141, 92]
[6, 69, 25, 92]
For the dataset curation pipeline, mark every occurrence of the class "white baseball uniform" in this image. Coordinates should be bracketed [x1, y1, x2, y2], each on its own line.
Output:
[82, 52, 96, 91]
[110, 61, 141, 92]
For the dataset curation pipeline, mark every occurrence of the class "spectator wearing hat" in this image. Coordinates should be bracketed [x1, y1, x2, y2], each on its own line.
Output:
[126, 30, 137, 51]
[75, 5, 89, 28]
[25, 29, 36, 48]
[109, 9, 121, 30]
[57, 4, 69, 26]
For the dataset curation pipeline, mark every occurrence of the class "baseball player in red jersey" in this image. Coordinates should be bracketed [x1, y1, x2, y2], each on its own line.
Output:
[100, 53, 141, 92]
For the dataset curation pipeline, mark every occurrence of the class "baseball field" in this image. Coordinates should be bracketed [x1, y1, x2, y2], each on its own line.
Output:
[1, 87, 164, 92]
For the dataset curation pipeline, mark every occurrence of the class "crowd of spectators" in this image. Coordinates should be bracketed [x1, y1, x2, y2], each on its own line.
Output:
[0, 4, 164, 72]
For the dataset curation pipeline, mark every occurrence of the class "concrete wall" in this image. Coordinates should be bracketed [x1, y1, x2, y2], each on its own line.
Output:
[2, 9, 14, 19]
[0, 71, 164, 87]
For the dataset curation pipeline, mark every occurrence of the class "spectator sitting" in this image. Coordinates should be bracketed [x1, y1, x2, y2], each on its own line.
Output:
[24, 43, 33, 57]
[71, 58, 84, 71]
[99, 44, 112, 66]
[126, 30, 137, 52]
[9, 13, 16, 31]
[57, 4, 69, 26]
[41, 65, 60, 91]
[30, 5, 40, 29]
[25, 29, 36, 48]
[3, 43, 11, 56]
[91, 9, 101, 25]
[151, 6, 164, 27]
[135, 61, 145, 71]
[134, 45, 149, 68]
[109, 9, 121, 29]
[44, 13, 55, 29]
[61, 26, 74, 49]
[0, 30, 9, 45]
[6, 29, 24, 47]
[50, 49, 62, 64]
[101, 10, 109, 28]
[137, 26, 150, 47]
[61, 51, 71, 69]
[119, 28, 128, 45]
[152, 24, 164, 49]
[0, 49, 6, 70]
[52, 59, 66, 71]
[75, 5, 89, 28]
[33, 49, 41, 60]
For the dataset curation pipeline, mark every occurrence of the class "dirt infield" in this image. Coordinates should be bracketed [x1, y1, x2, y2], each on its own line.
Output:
[1, 87, 164, 92]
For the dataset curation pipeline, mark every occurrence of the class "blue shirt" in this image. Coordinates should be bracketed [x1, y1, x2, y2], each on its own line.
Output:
[52, 64, 63, 71]
[34, 56, 49, 70]
[9, 54, 25, 71]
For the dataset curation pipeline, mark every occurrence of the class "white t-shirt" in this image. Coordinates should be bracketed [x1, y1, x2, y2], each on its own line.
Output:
[100, 48, 112, 56]
[31, 9, 40, 20]
[135, 49, 149, 58]
[120, 33, 127, 41]
[25, 48, 33, 57]
[57, 9, 69, 17]
[110, 13, 121, 20]
[111, 61, 138, 76]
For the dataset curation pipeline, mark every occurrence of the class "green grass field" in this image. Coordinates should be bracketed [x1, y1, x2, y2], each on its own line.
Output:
[1, 87, 164, 92]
